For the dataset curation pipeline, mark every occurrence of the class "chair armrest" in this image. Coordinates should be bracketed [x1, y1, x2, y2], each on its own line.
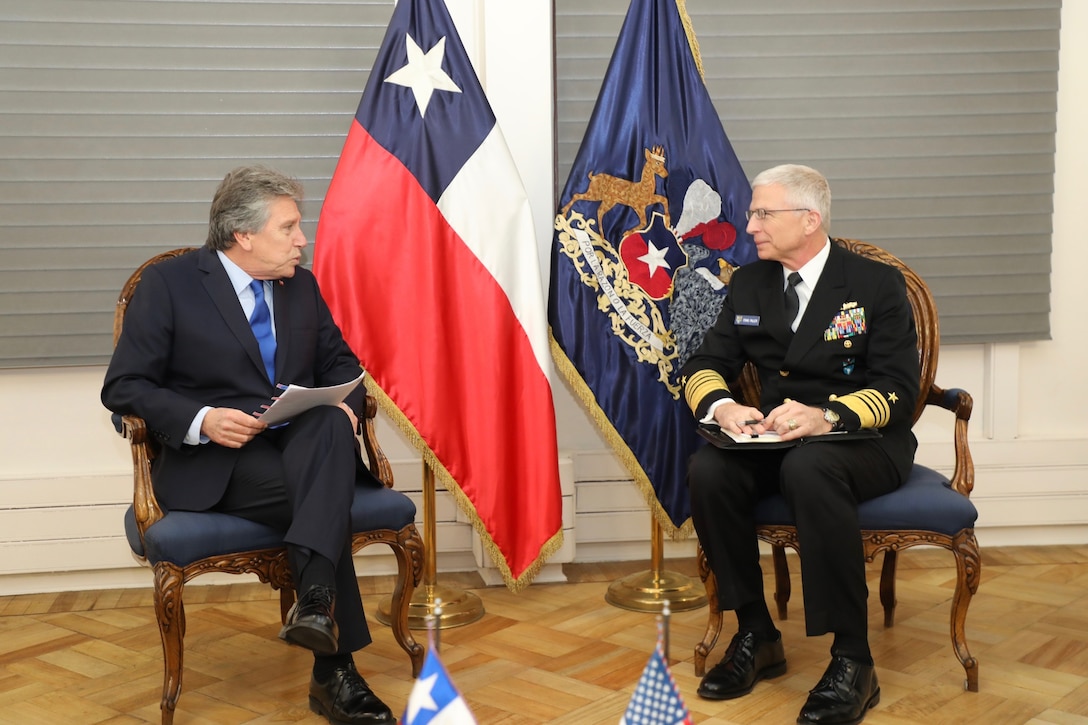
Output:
[361, 394, 396, 488]
[119, 414, 166, 540]
[925, 385, 975, 499]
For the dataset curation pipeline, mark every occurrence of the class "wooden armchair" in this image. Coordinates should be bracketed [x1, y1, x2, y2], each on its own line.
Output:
[693, 238, 981, 692]
[113, 248, 425, 724]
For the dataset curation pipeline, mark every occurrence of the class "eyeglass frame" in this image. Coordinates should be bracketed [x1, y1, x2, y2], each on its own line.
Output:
[744, 208, 810, 221]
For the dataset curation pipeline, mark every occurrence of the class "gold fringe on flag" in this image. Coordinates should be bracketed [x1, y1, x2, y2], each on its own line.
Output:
[364, 377, 564, 594]
[550, 334, 696, 541]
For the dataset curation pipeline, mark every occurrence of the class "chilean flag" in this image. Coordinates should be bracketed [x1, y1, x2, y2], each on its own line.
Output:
[314, 0, 563, 591]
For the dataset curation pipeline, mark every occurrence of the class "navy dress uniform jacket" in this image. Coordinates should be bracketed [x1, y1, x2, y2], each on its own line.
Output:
[682, 242, 920, 477]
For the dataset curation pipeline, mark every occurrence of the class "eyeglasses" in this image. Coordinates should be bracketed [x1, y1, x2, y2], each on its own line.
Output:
[745, 208, 809, 221]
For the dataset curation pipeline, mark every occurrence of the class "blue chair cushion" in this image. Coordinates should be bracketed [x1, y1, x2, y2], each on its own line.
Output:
[125, 481, 417, 567]
[754, 464, 977, 537]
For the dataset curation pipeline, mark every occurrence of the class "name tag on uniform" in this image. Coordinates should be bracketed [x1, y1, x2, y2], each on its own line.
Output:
[734, 314, 760, 327]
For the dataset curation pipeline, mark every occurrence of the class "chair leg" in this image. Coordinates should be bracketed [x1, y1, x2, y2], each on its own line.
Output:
[391, 524, 425, 677]
[771, 545, 791, 620]
[153, 563, 186, 725]
[879, 549, 898, 628]
[952, 530, 981, 692]
[693, 544, 721, 677]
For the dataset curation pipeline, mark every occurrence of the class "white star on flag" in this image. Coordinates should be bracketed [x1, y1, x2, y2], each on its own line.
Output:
[384, 34, 462, 117]
[405, 673, 440, 722]
[637, 240, 672, 278]
[403, 648, 477, 725]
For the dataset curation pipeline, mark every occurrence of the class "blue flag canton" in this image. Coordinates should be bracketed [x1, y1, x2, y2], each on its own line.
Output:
[621, 648, 692, 725]
[356, 0, 495, 204]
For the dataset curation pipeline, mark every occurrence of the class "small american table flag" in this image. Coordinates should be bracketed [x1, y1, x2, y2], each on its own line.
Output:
[620, 646, 693, 724]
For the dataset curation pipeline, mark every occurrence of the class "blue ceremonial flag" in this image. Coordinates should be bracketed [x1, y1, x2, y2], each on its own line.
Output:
[550, 0, 756, 533]
[403, 648, 477, 725]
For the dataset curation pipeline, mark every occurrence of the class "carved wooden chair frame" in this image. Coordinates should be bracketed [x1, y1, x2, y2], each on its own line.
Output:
[693, 238, 980, 692]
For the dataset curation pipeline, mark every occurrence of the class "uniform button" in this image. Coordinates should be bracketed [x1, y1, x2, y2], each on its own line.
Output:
[779, 370, 789, 377]
[844, 339, 853, 349]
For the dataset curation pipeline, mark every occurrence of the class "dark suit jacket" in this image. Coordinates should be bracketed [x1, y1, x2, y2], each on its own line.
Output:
[681, 242, 920, 477]
[102, 246, 366, 512]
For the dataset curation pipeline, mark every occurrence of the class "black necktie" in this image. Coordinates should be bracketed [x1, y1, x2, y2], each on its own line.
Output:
[784, 272, 802, 329]
[248, 280, 276, 383]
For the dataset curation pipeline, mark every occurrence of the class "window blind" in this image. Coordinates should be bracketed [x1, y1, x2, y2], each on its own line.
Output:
[0, 0, 394, 367]
[555, 0, 1061, 344]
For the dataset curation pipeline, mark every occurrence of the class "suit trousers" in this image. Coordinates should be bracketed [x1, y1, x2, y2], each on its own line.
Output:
[211, 405, 371, 653]
[688, 438, 902, 638]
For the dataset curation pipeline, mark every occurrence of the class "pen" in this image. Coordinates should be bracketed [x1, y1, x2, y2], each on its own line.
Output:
[741, 419, 765, 426]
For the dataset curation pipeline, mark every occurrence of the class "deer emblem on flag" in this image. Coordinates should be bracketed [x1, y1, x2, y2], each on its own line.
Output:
[561, 145, 671, 238]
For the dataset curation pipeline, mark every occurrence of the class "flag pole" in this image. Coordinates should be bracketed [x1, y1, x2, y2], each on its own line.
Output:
[605, 515, 706, 612]
[376, 462, 484, 629]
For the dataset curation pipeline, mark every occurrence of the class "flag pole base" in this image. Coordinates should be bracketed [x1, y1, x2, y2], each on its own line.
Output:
[375, 583, 485, 630]
[605, 569, 707, 612]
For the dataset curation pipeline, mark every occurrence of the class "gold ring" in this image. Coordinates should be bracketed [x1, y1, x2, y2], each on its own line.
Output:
[787, 419, 798, 430]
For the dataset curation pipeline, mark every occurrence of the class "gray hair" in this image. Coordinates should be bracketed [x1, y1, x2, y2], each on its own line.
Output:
[751, 164, 831, 234]
[205, 166, 304, 250]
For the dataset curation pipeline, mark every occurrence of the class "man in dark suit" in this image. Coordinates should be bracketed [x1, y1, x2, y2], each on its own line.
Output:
[681, 164, 919, 725]
[102, 166, 394, 724]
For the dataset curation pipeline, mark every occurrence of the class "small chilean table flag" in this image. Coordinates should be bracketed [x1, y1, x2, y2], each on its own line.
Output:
[314, 0, 563, 591]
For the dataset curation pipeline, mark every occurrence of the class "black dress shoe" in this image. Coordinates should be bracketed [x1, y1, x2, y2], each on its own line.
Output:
[697, 630, 786, 700]
[279, 585, 338, 656]
[797, 656, 880, 725]
[309, 661, 396, 724]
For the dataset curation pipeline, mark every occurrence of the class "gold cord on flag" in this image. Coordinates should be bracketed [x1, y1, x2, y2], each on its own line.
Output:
[675, 0, 705, 80]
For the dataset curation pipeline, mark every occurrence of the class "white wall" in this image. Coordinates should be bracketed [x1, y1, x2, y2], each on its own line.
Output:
[0, 0, 1084, 596]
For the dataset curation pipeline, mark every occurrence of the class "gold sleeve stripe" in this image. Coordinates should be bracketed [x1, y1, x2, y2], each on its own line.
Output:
[683, 370, 730, 413]
[837, 388, 890, 428]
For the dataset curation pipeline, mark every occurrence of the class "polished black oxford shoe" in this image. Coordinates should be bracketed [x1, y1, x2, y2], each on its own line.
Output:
[310, 661, 395, 724]
[279, 584, 339, 656]
[797, 655, 880, 725]
[697, 629, 787, 700]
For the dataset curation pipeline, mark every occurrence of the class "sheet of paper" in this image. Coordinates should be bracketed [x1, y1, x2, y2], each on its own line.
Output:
[719, 428, 785, 444]
[256, 371, 366, 426]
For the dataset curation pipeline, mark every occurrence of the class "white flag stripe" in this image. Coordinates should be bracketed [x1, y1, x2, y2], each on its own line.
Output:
[438, 125, 553, 378]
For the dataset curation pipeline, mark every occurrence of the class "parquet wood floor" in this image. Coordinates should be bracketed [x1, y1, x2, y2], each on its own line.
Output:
[1, 545, 1087, 724]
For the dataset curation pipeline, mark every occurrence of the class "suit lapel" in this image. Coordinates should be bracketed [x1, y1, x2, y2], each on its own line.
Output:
[198, 248, 269, 381]
[754, 264, 795, 347]
[272, 278, 291, 382]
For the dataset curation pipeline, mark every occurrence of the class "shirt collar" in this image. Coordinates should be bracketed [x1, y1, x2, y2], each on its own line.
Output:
[785, 237, 832, 288]
[217, 249, 257, 296]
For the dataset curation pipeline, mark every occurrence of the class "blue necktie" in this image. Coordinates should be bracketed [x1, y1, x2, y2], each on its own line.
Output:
[248, 280, 276, 383]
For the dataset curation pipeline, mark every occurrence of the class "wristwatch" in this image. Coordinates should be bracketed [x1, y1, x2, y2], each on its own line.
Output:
[822, 407, 844, 432]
